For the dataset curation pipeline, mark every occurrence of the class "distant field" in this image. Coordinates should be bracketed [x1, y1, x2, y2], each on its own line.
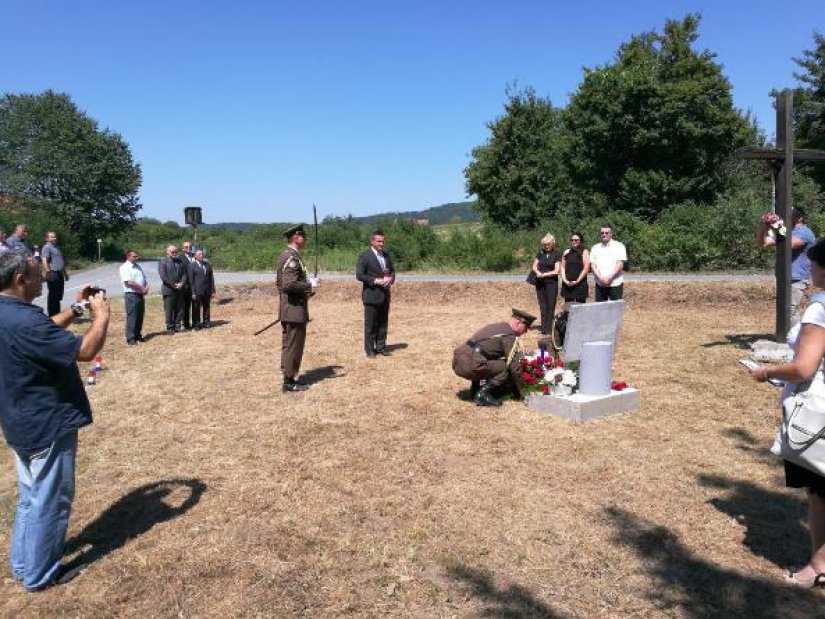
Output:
[1, 281, 819, 616]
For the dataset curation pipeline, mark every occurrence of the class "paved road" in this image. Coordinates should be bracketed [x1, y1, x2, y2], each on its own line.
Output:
[33, 260, 773, 312]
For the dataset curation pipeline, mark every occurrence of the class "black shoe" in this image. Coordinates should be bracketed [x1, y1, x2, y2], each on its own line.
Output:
[376, 348, 391, 356]
[366, 351, 377, 358]
[470, 380, 480, 398]
[283, 379, 309, 392]
[203, 321, 211, 329]
[127, 340, 138, 346]
[475, 383, 502, 407]
[167, 328, 175, 335]
[136, 336, 147, 343]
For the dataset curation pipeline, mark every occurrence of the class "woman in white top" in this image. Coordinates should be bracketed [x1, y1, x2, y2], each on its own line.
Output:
[751, 238, 825, 588]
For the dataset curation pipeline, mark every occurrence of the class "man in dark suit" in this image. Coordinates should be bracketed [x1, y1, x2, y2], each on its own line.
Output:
[188, 249, 215, 329]
[158, 245, 186, 333]
[355, 230, 395, 357]
[179, 241, 194, 329]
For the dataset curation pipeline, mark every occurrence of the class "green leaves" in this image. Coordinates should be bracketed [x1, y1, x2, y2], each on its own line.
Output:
[0, 91, 142, 255]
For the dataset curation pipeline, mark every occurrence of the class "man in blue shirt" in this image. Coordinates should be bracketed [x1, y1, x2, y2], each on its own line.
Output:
[760, 207, 817, 324]
[0, 249, 110, 591]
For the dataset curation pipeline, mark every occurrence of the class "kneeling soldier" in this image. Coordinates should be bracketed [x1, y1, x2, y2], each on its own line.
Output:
[452, 308, 536, 406]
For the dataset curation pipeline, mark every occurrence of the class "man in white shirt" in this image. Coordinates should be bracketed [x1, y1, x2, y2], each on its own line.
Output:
[590, 224, 627, 301]
[119, 249, 149, 345]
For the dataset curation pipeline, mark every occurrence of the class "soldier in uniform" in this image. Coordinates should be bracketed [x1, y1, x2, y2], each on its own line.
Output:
[276, 224, 319, 392]
[452, 308, 536, 407]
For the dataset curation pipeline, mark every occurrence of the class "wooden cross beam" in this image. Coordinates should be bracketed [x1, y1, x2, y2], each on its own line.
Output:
[736, 89, 825, 340]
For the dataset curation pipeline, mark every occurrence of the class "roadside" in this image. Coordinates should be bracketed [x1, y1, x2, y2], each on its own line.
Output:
[33, 260, 774, 312]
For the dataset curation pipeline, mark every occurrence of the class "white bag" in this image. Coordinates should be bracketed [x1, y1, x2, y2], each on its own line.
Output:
[772, 389, 825, 476]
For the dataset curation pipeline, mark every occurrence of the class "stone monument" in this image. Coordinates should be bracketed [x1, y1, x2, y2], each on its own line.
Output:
[525, 301, 640, 422]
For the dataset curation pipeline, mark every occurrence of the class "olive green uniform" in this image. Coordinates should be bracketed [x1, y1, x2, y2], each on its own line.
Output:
[452, 322, 521, 388]
[276, 246, 313, 380]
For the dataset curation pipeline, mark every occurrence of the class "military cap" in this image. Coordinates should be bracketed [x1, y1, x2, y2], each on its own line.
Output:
[283, 223, 306, 239]
[512, 308, 537, 327]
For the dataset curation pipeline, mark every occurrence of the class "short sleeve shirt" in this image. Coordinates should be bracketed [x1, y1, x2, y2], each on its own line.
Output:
[791, 224, 816, 282]
[0, 295, 91, 451]
[41, 242, 65, 271]
[590, 240, 627, 287]
[120, 260, 146, 294]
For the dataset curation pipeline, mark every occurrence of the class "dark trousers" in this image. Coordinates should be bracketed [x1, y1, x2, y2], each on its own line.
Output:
[535, 280, 558, 335]
[182, 288, 192, 328]
[595, 283, 624, 302]
[124, 292, 145, 342]
[192, 295, 211, 326]
[281, 321, 307, 380]
[363, 301, 390, 354]
[46, 271, 64, 317]
[163, 290, 183, 330]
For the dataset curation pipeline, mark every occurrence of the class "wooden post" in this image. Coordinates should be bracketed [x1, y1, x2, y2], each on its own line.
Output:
[775, 90, 793, 341]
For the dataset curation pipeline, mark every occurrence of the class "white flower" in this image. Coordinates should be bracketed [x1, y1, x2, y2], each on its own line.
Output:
[544, 367, 564, 383]
[561, 370, 577, 387]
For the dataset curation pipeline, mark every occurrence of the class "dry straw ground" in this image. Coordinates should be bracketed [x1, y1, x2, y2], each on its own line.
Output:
[1, 281, 823, 617]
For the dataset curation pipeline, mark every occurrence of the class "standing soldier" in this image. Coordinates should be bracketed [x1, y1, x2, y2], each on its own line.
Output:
[276, 224, 319, 392]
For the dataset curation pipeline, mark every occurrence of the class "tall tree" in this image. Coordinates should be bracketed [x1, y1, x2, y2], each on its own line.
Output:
[465, 87, 571, 230]
[793, 30, 825, 191]
[0, 91, 142, 252]
[564, 14, 755, 221]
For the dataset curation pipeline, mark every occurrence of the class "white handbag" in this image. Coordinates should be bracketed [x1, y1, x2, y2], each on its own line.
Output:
[772, 387, 825, 476]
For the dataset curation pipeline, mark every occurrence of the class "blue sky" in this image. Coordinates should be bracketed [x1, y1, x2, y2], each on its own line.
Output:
[3, 0, 824, 224]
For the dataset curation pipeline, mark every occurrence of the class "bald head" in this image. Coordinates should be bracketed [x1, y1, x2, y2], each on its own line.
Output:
[166, 245, 178, 258]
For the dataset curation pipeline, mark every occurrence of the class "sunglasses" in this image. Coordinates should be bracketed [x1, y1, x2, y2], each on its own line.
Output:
[570, 238, 581, 243]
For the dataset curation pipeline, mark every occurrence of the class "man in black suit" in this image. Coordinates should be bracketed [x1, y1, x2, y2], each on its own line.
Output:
[158, 245, 186, 333]
[179, 241, 194, 329]
[355, 230, 395, 357]
[188, 249, 215, 328]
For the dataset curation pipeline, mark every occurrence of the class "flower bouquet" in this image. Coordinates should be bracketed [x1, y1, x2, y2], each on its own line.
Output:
[761, 212, 787, 241]
[518, 351, 578, 397]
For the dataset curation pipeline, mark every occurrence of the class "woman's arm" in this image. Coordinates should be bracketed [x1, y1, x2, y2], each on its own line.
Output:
[751, 324, 825, 383]
[546, 253, 561, 278]
[575, 249, 591, 284]
[560, 252, 569, 285]
[531, 257, 541, 277]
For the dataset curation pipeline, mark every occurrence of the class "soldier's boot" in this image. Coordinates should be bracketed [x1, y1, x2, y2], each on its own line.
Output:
[283, 377, 309, 392]
[469, 380, 480, 399]
[474, 382, 502, 407]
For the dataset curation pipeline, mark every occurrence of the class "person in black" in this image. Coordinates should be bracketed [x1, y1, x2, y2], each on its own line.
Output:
[158, 245, 186, 333]
[355, 229, 395, 357]
[41, 231, 68, 317]
[561, 231, 590, 304]
[179, 241, 194, 329]
[530, 233, 561, 335]
[188, 249, 216, 328]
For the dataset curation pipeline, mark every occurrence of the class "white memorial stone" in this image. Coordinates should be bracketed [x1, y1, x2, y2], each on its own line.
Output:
[579, 341, 613, 396]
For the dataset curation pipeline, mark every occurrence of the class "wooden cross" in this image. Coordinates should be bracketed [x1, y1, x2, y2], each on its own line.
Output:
[736, 89, 825, 340]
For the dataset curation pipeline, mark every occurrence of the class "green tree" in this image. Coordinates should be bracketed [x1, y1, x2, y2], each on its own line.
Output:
[564, 14, 756, 221]
[465, 87, 571, 230]
[0, 90, 142, 255]
[792, 30, 825, 190]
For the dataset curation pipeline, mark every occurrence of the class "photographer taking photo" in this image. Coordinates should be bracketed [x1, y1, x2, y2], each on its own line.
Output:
[0, 249, 110, 591]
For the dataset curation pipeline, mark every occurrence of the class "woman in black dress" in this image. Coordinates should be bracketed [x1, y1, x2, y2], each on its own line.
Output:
[530, 233, 561, 335]
[561, 231, 590, 304]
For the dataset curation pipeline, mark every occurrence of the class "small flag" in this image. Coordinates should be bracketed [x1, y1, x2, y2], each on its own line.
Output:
[87, 370, 97, 386]
[93, 355, 102, 372]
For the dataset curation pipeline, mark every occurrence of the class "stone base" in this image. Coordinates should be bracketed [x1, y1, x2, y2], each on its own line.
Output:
[524, 388, 640, 422]
[749, 339, 792, 363]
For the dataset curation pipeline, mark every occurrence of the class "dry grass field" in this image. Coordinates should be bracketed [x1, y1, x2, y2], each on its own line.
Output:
[1, 280, 823, 617]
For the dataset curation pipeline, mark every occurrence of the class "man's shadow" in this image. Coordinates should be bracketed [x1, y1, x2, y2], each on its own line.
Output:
[701, 333, 776, 349]
[301, 365, 345, 386]
[385, 343, 408, 353]
[63, 478, 206, 569]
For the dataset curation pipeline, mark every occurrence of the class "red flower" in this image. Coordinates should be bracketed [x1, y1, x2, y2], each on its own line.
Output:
[541, 384, 549, 394]
[522, 372, 532, 381]
[611, 380, 628, 391]
[554, 358, 564, 368]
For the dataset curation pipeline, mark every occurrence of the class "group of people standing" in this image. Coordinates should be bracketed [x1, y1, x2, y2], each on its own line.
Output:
[0, 223, 70, 317]
[529, 224, 627, 335]
[119, 243, 216, 346]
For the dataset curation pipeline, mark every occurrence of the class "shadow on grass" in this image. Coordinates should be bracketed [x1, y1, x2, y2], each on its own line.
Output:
[302, 365, 346, 385]
[701, 333, 776, 349]
[203, 319, 230, 329]
[64, 478, 207, 570]
[606, 506, 823, 617]
[698, 473, 809, 570]
[385, 342, 408, 353]
[722, 428, 777, 463]
[446, 564, 562, 618]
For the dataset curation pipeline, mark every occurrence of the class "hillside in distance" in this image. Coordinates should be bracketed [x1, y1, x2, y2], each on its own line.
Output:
[201, 201, 479, 231]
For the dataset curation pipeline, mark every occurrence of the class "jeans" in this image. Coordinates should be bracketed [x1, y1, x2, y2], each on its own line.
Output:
[11, 430, 77, 591]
